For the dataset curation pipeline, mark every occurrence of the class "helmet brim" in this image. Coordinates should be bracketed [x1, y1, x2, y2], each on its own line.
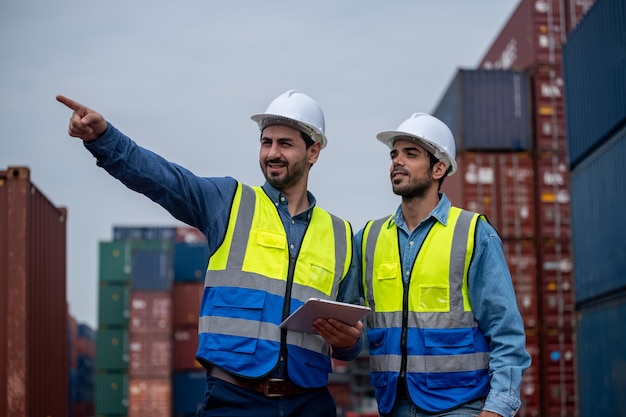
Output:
[251, 113, 327, 149]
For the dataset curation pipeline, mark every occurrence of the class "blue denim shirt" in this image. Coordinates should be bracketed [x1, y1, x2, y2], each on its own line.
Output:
[354, 194, 531, 417]
[84, 123, 362, 367]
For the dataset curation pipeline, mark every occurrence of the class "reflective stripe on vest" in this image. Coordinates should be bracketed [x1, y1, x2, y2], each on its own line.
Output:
[197, 183, 350, 385]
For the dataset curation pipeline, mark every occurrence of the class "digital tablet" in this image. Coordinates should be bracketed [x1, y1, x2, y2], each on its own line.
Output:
[278, 298, 371, 334]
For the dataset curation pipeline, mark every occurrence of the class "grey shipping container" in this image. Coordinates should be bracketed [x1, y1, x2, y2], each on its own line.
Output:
[570, 125, 626, 303]
[0, 166, 68, 417]
[432, 69, 533, 151]
[563, 0, 626, 168]
[576, 297, 626, 416]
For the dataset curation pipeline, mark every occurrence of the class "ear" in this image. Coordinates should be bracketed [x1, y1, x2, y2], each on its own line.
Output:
[432, 160, 447, 180]
[307, 142, 322, 165]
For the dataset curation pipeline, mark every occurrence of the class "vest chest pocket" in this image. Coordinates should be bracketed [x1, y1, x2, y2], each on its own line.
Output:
[244, 230, 287, 278]
[417, 284, 449, 312]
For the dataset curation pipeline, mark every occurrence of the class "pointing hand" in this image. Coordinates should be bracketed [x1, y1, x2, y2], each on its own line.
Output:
[56, 95, 108, 142]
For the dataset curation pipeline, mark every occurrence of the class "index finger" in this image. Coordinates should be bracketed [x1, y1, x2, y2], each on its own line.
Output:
[56, 95, 88, 113]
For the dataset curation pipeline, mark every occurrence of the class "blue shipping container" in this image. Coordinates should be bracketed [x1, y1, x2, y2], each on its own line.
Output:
[432, 68, 533, 151]
[570, 125, 626, 303]
[577, 298, 626, 416]
[173, 242, 209, 282]
[563, 0, 626, 168]
[77, 323, 96, 340]
[173, 371, 207, 416]
[113, 226, 177, 241]
[131, 248, 171, 290]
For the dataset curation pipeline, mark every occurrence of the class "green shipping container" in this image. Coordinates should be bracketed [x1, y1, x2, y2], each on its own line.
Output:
[98, 284, 130, 328]
[96, 329, 129, 371]
[96, 373, 128, 415]
[99, 241, 132, 283]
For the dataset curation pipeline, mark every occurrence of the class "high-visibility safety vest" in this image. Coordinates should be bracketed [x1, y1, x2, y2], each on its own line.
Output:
[196, 183, 353, 388]
[362, 207, 490, 413]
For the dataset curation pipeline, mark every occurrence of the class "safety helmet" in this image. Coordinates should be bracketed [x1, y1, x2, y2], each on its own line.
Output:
[251, 90, 327, 149]
[376, 112, 457, 176]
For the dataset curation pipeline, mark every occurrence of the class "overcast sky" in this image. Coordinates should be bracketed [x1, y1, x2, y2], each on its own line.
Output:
[1, 0, 520, 328]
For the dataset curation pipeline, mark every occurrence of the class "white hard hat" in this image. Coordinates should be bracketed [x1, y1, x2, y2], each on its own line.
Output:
[377, 112, 457, 176]
[251, 90, 327, 149]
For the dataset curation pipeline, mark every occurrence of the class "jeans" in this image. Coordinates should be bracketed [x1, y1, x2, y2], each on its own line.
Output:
[380, 395, 486, 417]
[196, 375, 337, 417]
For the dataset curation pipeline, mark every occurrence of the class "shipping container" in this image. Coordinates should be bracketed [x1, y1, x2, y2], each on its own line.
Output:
[113, 225, 176, 241]
[0, 166, 68, 417]
[531, 68, 567, 152]
[96, 329, 129, 371]
[96, 373, 128, 415]
[432, 69, 533, 151]
[99, 241, 132, 283]
[129, 332, 172, 378]
[576, 297, 626, 416]
[480, 0, 595, 70]
[502, 239, 539, 328]
[569, 126, 626, 302]
[131, 243, 172, 290]
[563, 0, 626, 167]
[173, 242, 209, 281]
[130, 291, 172, 331]
[519, 329, 541, 416]
[534, 150, 571, 239]
[99, 284, 131, 328]
[173, 371, 206, 416]
[173, 328, 203, 371]
[128, 377, 171, 417]
[173, 282, 204, 327]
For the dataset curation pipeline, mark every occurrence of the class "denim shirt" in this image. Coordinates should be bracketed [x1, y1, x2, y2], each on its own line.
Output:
[354, 194, 531, 417]
[84, 123, 362, 367]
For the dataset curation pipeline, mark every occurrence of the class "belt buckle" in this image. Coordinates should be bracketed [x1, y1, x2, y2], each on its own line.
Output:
[262, 378, 288, 398]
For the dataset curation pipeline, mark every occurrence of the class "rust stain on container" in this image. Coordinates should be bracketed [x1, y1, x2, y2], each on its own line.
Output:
[1, 166, 68, 417]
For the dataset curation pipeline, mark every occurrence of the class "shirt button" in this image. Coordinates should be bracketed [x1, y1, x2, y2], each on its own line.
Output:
[280, 196, 286, 202]
[291, 220, 295, 224]
[409, 241, 414, 246]
[405, 270, 410, 276]
[290, 244, 294, 250]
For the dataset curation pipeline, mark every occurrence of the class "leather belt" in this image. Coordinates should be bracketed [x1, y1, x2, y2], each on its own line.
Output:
[209, 367, 311, 398]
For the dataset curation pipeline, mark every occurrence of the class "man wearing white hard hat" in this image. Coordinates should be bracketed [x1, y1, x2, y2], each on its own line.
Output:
[57, 90, 362, 417]
[354, 113, 530, 417]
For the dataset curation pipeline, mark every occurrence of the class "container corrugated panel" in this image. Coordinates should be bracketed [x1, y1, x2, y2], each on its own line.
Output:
[129, 378, 171, 417]
[538, 238, 575, 328]
[531, 68, 568, 152]
[98, 284, 130, 328]
[173, 328, 203, 371]
[535, 150, 572, 239]
[576, 297, 626, 416]
[173, 371, 208, 416]
[99, 241, 132, 283]
[131, 246, 172, 290]
[0, 166, 68, 417]
[433, 69, 533, 151]
[113, 225, 176, 241]
[173, 282, 203, 327]
[479, 0, 595, 70]
[95, 373, 128, 415]
[570, 126, 626, 302]
[502, 239, 538, 328]
[563, 0, 626, 167]
[68, 313, 79, 370]
[173, 242, 209, 281]
[518, 329, 541, 416]
[130, 291, 172, 331]
[442, 152, 536, 239]
[96, 329, 129, 371]
[129, 332, 172, 378]
[540, 327, 576, 416]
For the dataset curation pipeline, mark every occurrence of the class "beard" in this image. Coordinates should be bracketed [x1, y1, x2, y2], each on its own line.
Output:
[261, 156, 309, 189]
[391, 168, 432, 200]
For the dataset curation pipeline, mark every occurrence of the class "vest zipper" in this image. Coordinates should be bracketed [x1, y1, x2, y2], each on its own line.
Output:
[399, 279, 409, 379]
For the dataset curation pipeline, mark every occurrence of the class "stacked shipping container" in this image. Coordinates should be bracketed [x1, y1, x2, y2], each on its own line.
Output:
[96, 226, 209, 417]
[562, 0, 626, 415]
[0, 166, 68, 417]
[432, 0, 595, 413]
[68, 317, 96, 417]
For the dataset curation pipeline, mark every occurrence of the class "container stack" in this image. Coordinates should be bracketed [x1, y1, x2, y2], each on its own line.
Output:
[562, 0, 626, 415]
[68, 316, 97, 417]
[95, 226, 208, 417]
[1, 166, 68, 417]
[432, 1, 595, 415]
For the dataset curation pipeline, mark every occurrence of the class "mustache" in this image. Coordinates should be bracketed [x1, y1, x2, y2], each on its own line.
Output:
[265, 158, 288, 165]
[391, 166, 409, 176]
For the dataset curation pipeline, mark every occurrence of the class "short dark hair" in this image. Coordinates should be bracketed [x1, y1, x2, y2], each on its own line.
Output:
[301, 131, 315, 148]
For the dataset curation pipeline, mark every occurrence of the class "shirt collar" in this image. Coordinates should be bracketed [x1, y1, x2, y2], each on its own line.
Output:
[389, 193, 451, 230]
[261, 181, 316, 218]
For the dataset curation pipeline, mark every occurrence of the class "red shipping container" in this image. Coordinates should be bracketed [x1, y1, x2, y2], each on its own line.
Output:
[68, 312, 79, 370]
[541, 328, 576, 416]
[518, 329, 541, 416]
[173, 328, 204, 371]
[130, 331, 172, 378]
[0, 167, 68, 417]
[532, 69, 568, 151]
[480, 0, 595, 70]
[173, 282, 203, 327]
[130, 291, 172, 332]
[535, 151, 571, 240]
[129, 378, 171, 417]
[502, 239, 538, 328]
